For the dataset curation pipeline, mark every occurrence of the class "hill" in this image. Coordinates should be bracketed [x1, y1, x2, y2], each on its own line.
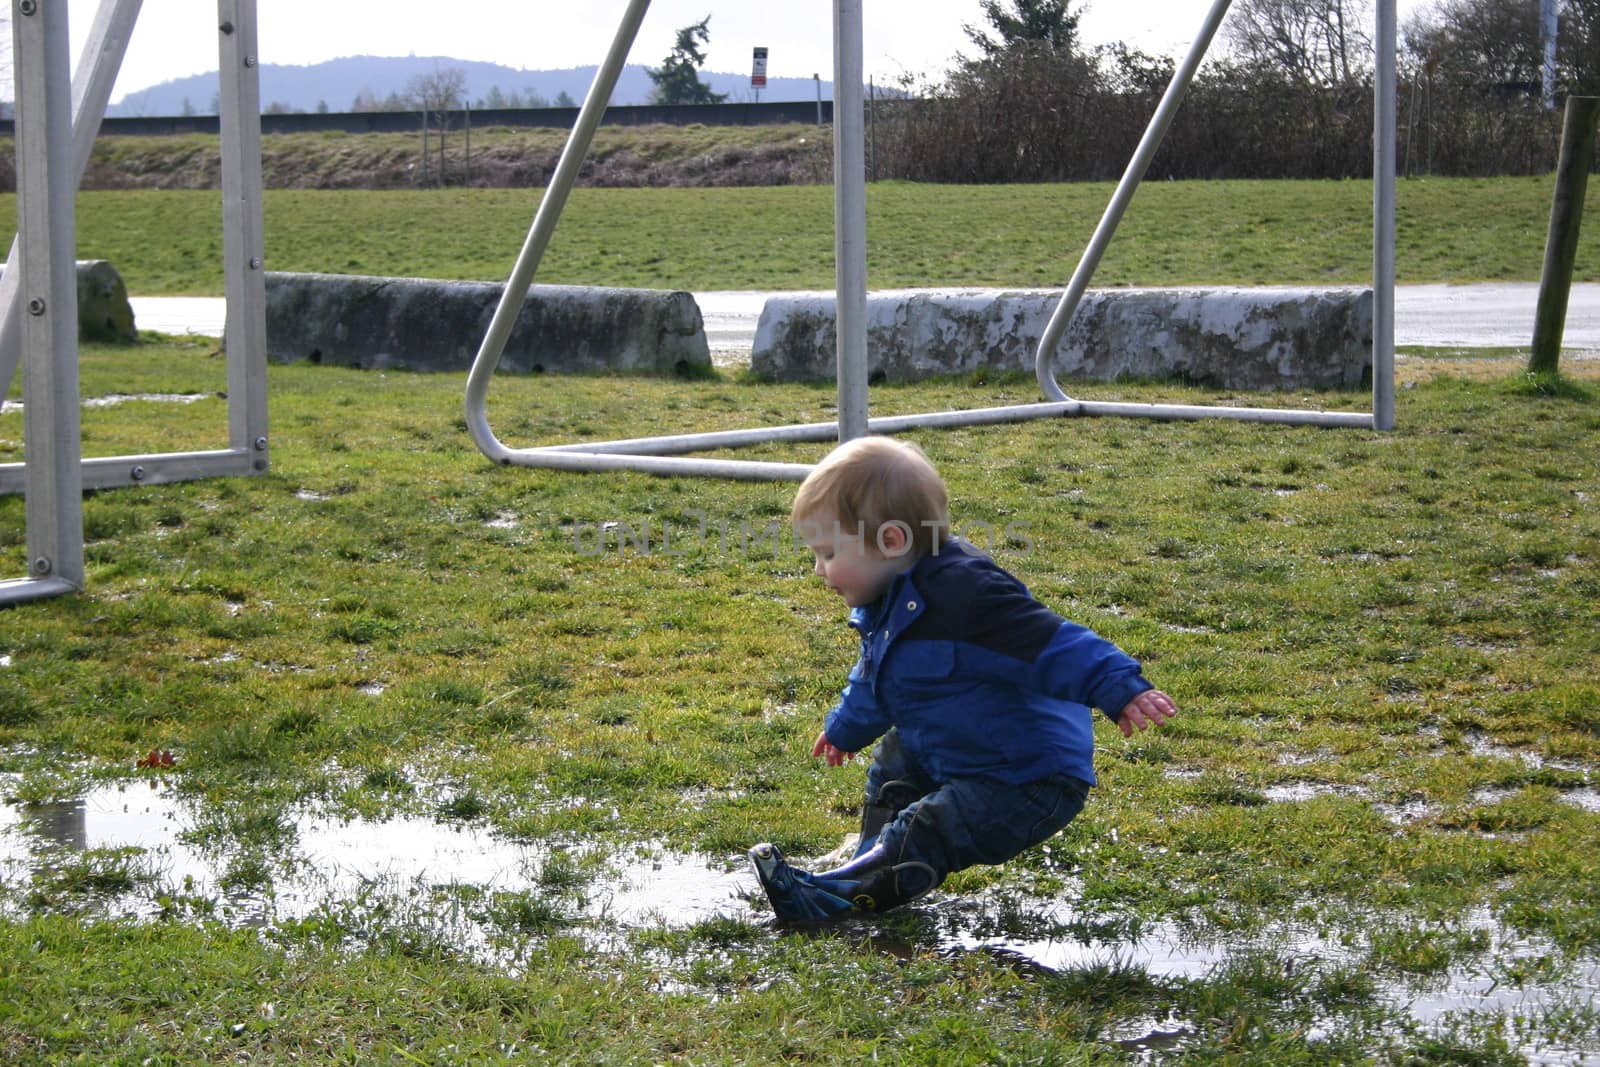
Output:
[110, 56, 833, 117]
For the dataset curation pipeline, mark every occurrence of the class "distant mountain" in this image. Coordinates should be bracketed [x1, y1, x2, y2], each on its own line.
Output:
[109, 55, 835, 117]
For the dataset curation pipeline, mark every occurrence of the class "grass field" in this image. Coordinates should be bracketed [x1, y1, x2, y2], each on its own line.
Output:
[21, 173, 1597, 295]
[1, 171, 1599, 1062]
[2, 322, 1598, 1061]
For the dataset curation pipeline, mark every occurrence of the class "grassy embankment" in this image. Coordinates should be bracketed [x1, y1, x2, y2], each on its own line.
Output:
[0, 175, 1597, 1063]
[33, 173, 1600, 296]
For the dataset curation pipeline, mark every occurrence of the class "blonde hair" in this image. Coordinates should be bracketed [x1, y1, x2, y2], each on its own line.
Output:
[792, 436, 950, 559]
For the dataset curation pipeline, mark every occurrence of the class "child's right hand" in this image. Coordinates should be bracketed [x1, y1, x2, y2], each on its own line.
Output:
[1116, 689, 1177, 737]
[811, 729, 857, 766]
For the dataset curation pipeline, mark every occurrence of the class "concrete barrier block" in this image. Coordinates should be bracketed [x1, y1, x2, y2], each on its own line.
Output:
[66, 260, 137, 343]
[752, 287, 1372, 391]
[264, 272, 710, 374]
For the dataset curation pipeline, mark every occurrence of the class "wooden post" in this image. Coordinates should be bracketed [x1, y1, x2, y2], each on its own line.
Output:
[1531, 95, 1600, 375]
[420, 107, 429, 186]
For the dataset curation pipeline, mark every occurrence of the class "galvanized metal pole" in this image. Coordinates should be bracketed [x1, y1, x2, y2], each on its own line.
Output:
[1541, 0, 1559, 109]
[464, 0, 653, 464]
[1, 0, 84, 604]
[833, 0, 869, 442]
[1373, 0, 1397, 430]
[1033, 0, 1233, 403]
[1531, 96, 1600, 375]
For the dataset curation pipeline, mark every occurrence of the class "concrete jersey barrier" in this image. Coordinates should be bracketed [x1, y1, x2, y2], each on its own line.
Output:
[264, 272, 711, 375]
[752, 287, 1373, 391]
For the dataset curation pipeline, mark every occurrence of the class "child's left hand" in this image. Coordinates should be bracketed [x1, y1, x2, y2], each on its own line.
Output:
[1117, 689, 1177, 737]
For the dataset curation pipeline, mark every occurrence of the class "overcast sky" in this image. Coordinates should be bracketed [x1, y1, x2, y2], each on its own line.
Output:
[48, 0, 1426, 105]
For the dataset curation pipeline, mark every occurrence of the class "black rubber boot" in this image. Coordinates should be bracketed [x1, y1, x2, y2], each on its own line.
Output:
[748, 841, 939, 921]
[853, 779, 922, 859]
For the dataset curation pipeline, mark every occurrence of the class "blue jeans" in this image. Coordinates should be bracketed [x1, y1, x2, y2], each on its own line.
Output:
[863, 729, 1091, 893]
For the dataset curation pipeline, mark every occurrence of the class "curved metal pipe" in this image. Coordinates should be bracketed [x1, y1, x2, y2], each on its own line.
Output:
[537, 402, 1082, 456]
[1033, 0, 1235, 401]
[463, 0, 653, 465]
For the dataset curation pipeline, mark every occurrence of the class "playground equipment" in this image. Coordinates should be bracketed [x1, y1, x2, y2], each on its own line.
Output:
[4, 0, 1398, 604]
[0, 0, 269, 605]
[464, 0, 1397, 482]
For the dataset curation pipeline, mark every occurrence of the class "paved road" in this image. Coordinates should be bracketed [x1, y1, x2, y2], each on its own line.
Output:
[130, 283, 1600, 358]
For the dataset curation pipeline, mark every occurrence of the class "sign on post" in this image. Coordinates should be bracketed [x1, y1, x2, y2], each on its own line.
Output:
[751, 47, 768, 89]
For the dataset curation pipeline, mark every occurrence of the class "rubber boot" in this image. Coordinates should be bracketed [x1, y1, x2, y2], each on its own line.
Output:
[853, 778, 921, 859]
[748, 841, 938, 921]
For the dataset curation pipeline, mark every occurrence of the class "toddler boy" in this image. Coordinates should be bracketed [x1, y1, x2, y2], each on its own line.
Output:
[749, 435, 1175, 921]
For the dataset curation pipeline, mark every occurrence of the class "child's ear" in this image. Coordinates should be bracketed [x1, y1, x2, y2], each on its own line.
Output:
[878, 521, 910, 557]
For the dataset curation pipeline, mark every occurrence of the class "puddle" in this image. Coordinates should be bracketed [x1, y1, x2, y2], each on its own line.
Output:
[1555, 788, 1600, 812]
[0, 781, 760, 938]
[2, 393, 209, 414]
[1261, 782, 1365, 803]
[2, 781, 1597, 1063]
[939, 898, 1231, 979]
[83, 393, 211, 409]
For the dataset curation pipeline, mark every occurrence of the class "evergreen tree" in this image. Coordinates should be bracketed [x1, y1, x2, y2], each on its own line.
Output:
[647, 16, 727, 105]
[963, 0, 1080, 57]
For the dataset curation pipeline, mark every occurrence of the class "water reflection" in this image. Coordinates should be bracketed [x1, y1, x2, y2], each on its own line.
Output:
[2, 779, 1597, 1065]
[0, 781, 759, 930]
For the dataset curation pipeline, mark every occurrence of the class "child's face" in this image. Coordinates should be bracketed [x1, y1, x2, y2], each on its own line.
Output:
[796, 511, 913, 608]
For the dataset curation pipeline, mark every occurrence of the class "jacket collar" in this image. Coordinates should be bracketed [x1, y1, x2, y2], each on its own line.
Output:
[846, 538, 982, 636]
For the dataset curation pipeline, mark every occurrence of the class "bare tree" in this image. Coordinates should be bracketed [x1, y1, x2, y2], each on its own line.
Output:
[1561, 0, 1600, 92]
[407, 67, 468, 115]
[1226, 0, 1373, 86]
[1403, 0, 1541, 87]
[406, 67, 469, 186]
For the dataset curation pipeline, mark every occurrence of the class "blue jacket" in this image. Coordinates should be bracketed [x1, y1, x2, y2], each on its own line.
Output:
[823, 540, 1153, 786]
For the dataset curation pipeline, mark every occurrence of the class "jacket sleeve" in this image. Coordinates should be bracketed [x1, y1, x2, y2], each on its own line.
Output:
[954, 567, 1152, 722]
[1026, 619, 1153, 723]
[823, 656, 893, 754]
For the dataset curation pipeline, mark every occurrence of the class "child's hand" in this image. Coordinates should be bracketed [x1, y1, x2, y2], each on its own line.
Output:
[811, 730, 857, 766]
[1116, 689, 1177, 737]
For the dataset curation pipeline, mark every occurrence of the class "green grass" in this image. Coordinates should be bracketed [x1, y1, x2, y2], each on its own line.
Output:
[2, 335, 1598, 1062]
[20, 173, 1594, 295]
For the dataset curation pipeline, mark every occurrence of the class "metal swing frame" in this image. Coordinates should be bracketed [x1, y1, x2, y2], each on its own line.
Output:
[464, 0, 1396, 483]
[1, 0, 269, 605]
